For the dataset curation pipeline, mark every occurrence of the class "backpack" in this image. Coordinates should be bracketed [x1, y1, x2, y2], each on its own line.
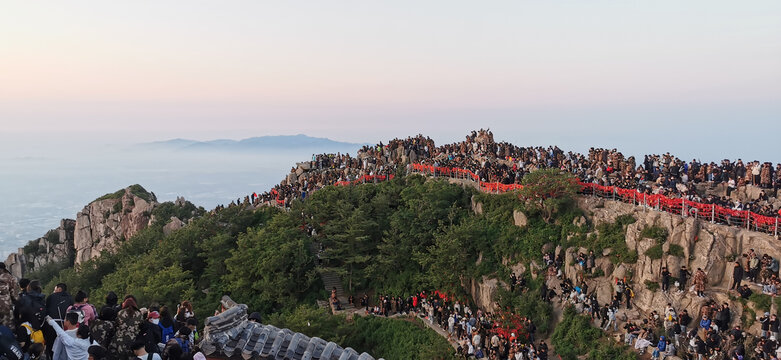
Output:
[159, 322, 175, 343]
[27, 295, 46, 329]
[68, 304, 91, 324]
[175, 337, 190, 354]
[20, 323, 44, 346]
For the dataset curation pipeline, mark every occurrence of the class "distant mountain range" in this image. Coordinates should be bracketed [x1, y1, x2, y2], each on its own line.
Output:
[140, 134, 367, 152]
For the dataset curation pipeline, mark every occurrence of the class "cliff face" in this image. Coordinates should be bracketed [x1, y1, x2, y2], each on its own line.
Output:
[5, 185, 160, 278]
[563, 197, 780, 332]
[74, 186, 157, 265]
[4, 219, 75, 278]
[464, 195, 779, 334]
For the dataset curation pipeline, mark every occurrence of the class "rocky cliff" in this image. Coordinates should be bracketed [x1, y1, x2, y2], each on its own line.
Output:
[5, 185, 160, 277]
[4, 219, 75, 278]
[74, 185, 157, 264]
[464, 195, 780, 334]
[562, 197, 780, 332]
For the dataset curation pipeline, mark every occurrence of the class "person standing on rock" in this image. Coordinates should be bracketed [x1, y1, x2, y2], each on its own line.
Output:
[678, 266, 691, 293]
[694, 268, 707, 297]
[624, 285, 634, 309]
[615, 279, 625, 303]
[661, 267, 671, 292]
[731, 261, 744, 290]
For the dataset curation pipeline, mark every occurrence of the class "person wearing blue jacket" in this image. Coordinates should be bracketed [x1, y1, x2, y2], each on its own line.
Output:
[700, 315, 712, 330]
[653, 335, 667, 359]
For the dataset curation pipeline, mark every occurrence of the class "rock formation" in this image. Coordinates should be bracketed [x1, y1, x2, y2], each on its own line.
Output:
[4, 219, 75, 278]
[74, 185, 157, 265]
[557, 197, 781, 333]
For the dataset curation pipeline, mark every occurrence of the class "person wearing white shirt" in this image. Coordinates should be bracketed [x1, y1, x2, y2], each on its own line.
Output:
[47, 314, 91, 360]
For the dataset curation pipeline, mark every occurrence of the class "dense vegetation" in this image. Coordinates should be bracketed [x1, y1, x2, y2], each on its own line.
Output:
[552, 306, 637, 360]
[35, 172, 610, 358]
[267, 305, 455, 360]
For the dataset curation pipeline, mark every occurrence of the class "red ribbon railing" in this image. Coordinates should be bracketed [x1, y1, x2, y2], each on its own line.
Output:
[411, 163, 780, 236]
[334, 174, 394, 187]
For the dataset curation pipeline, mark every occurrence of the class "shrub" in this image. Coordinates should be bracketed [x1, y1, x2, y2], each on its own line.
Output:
[749, 293, 772, 312]
[644, 280, 660, 292]
[267, 306, 455, 360]
[23, 242, 44, 256]
[95, 189, 125, 202]
[590, 268, 605, 278]
[587, 339, 638, 360]
[44, 229, 60, 244]
[552, 306, 604, 360]
[644, 244, 663, 259]
[742, 306, 756, 328]
[616, 214, 637, 226]
[128, 184, 154, 202]
[667, 244, 685, 257]
[586, 215, 637, 264]
[112, 201, 123, 214]
[640, 225, 668, 243]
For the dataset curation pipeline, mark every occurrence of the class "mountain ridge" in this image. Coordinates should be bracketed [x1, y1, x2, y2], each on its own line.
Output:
[140, 134, 368, 152]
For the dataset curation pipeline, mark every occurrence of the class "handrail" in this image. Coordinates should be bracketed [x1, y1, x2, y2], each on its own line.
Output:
[410, 163, 780, 237]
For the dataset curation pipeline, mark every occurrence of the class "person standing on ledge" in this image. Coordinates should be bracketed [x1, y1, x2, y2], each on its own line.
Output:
[678, 266, 691, 293]
[731, 261, 744, 290]
[694, 268, 708, 297]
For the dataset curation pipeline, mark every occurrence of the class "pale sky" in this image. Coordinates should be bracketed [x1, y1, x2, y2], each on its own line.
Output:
[1, 1, 779, 161]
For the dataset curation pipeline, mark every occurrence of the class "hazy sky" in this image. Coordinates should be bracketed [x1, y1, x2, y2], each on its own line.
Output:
[1, 1, 780, 161]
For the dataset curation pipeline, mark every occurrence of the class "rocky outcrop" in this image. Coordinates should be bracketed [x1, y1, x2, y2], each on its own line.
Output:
[4, 219, 75, 278]
[560, 197, 781, 333]
[513, 210, 528, 228]
[163, 217, 185, 236]
[465, 276, 500, 313]
[74, 186, 158, 265]
[471, 195, 483, 215]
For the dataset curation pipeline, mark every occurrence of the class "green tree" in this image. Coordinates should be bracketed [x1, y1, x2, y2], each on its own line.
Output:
[519, 169, 580, 223]
[224, 213, 317, 314]
[322, 207, 378, 293]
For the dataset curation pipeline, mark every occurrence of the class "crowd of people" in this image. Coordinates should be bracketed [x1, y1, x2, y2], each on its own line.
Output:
[353, 289, 549, 360]
[0, 263, 209, 360]
[546, 243, 781, 360]
[216, 130, 780, 228]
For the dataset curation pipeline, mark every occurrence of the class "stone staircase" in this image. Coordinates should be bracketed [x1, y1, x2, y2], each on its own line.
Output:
[310, 240, 353, 311]
[321, 270, 347, 300]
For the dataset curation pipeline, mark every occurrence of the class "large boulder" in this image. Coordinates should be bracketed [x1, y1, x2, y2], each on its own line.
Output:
[163, 217, 186, 236]
[513, 210, 528, 228]
[466, 276, 500, 313]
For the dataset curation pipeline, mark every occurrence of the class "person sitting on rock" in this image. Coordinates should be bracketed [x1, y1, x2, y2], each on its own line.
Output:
[738, 284, 753, 299]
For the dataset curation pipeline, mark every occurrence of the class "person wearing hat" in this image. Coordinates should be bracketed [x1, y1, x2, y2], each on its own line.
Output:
[140, 311, 162, 354]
